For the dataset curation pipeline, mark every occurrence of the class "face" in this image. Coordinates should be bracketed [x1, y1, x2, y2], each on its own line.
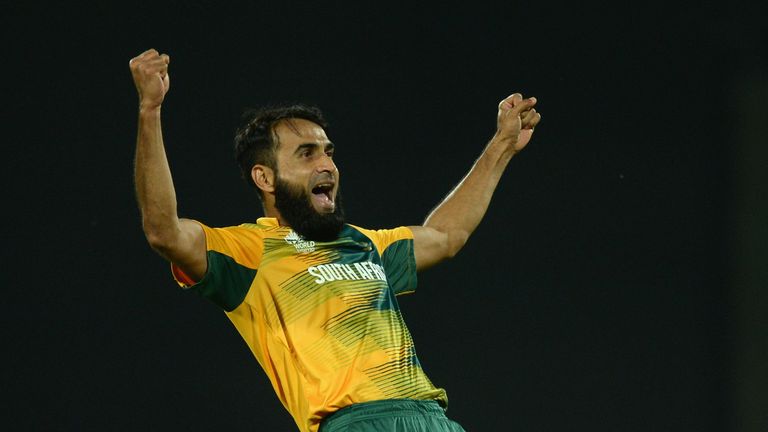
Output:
[271, 118, 345, 240]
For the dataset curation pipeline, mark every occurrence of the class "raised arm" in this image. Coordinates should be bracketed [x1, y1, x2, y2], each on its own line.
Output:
[131, 49, 207, 281]
[411, 93, 541, 270]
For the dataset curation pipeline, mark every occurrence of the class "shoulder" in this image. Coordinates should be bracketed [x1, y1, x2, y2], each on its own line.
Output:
[347, 224, 414, 254]
[194, 217, 285, 254]
[348, 224, 413, 239]
[204, 217, 283, 237]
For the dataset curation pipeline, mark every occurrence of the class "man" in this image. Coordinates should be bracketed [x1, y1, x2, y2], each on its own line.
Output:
[130, 48, 541, 432]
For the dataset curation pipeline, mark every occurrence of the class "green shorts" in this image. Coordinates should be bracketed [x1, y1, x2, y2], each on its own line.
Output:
[318, 399, 466, 432]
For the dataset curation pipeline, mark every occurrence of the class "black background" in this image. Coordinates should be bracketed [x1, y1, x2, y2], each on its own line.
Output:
[3, 1, 766, 431]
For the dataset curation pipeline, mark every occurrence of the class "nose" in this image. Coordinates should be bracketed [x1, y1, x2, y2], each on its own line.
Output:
[315, 153, 337, 174]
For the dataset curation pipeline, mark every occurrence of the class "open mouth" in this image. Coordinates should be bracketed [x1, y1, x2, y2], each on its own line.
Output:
[310, 182, 335, 212]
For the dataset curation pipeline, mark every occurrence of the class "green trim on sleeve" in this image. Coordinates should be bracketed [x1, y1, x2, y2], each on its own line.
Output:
[189, 251, 257, 311]
[381, 238, 418, 295]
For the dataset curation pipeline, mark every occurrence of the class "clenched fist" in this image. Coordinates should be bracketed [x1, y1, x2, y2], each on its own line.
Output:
[129, 49, 170, 110]
[495, 93, 542, 153]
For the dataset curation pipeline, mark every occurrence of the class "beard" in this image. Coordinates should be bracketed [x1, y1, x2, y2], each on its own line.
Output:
[274, 175, 346, 242]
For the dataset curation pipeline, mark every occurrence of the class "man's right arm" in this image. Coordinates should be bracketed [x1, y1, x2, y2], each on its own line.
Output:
[131, 49, 207, 281]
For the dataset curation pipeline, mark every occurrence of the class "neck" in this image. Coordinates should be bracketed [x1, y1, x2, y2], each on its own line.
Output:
[262, 199, 287, 226]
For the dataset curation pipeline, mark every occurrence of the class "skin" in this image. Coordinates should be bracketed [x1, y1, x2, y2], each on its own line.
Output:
[414, 92, 540, 269]
[250, 119, 339, 221]
[130, 48, 541, 282]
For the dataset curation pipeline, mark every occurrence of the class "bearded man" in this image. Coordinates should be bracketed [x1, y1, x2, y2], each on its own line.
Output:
[130, 48, 541, 432]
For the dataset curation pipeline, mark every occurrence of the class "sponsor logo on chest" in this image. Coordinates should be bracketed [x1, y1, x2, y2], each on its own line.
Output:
[284, 230, 316, 253]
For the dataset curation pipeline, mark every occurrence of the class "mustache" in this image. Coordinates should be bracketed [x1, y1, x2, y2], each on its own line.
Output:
[274, 176, 345, 242]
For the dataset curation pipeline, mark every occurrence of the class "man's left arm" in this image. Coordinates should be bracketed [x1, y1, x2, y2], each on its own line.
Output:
[411, 93, 541, 270]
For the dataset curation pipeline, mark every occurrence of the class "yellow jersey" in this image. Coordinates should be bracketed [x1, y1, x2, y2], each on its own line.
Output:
[172, 217, 447, 432]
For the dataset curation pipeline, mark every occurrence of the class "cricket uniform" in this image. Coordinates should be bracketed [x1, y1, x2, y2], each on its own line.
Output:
[172, 217, 451, 432]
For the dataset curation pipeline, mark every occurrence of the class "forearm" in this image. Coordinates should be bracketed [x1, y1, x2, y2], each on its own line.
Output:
[134, 107, 182, 249]
[423, 136, 515, 256]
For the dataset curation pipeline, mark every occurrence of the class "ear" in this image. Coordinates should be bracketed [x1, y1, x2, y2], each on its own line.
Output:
[251, 165, 275, 193]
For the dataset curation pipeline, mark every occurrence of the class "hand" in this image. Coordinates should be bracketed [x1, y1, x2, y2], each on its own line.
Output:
[495, 93, 542, 153]
[129, 49, 170, 110]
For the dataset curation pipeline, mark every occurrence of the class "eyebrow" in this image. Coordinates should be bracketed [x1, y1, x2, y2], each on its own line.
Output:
[293, 142, 335, 156]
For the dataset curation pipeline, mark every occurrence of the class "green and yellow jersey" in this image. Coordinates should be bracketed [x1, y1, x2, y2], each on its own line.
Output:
[171, 217, 447, 432]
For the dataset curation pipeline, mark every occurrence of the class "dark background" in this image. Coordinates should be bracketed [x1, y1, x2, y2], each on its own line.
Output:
[3, 1, 766, 431]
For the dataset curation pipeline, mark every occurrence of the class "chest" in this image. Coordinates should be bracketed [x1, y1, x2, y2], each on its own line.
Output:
[249, 236, 396, 327]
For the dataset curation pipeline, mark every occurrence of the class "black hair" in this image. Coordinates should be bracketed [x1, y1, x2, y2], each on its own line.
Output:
[234, 104, 328, 195]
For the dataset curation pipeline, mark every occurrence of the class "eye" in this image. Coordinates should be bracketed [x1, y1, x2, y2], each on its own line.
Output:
[300, 149, 312, 158]
[325, 148, 334, 158]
